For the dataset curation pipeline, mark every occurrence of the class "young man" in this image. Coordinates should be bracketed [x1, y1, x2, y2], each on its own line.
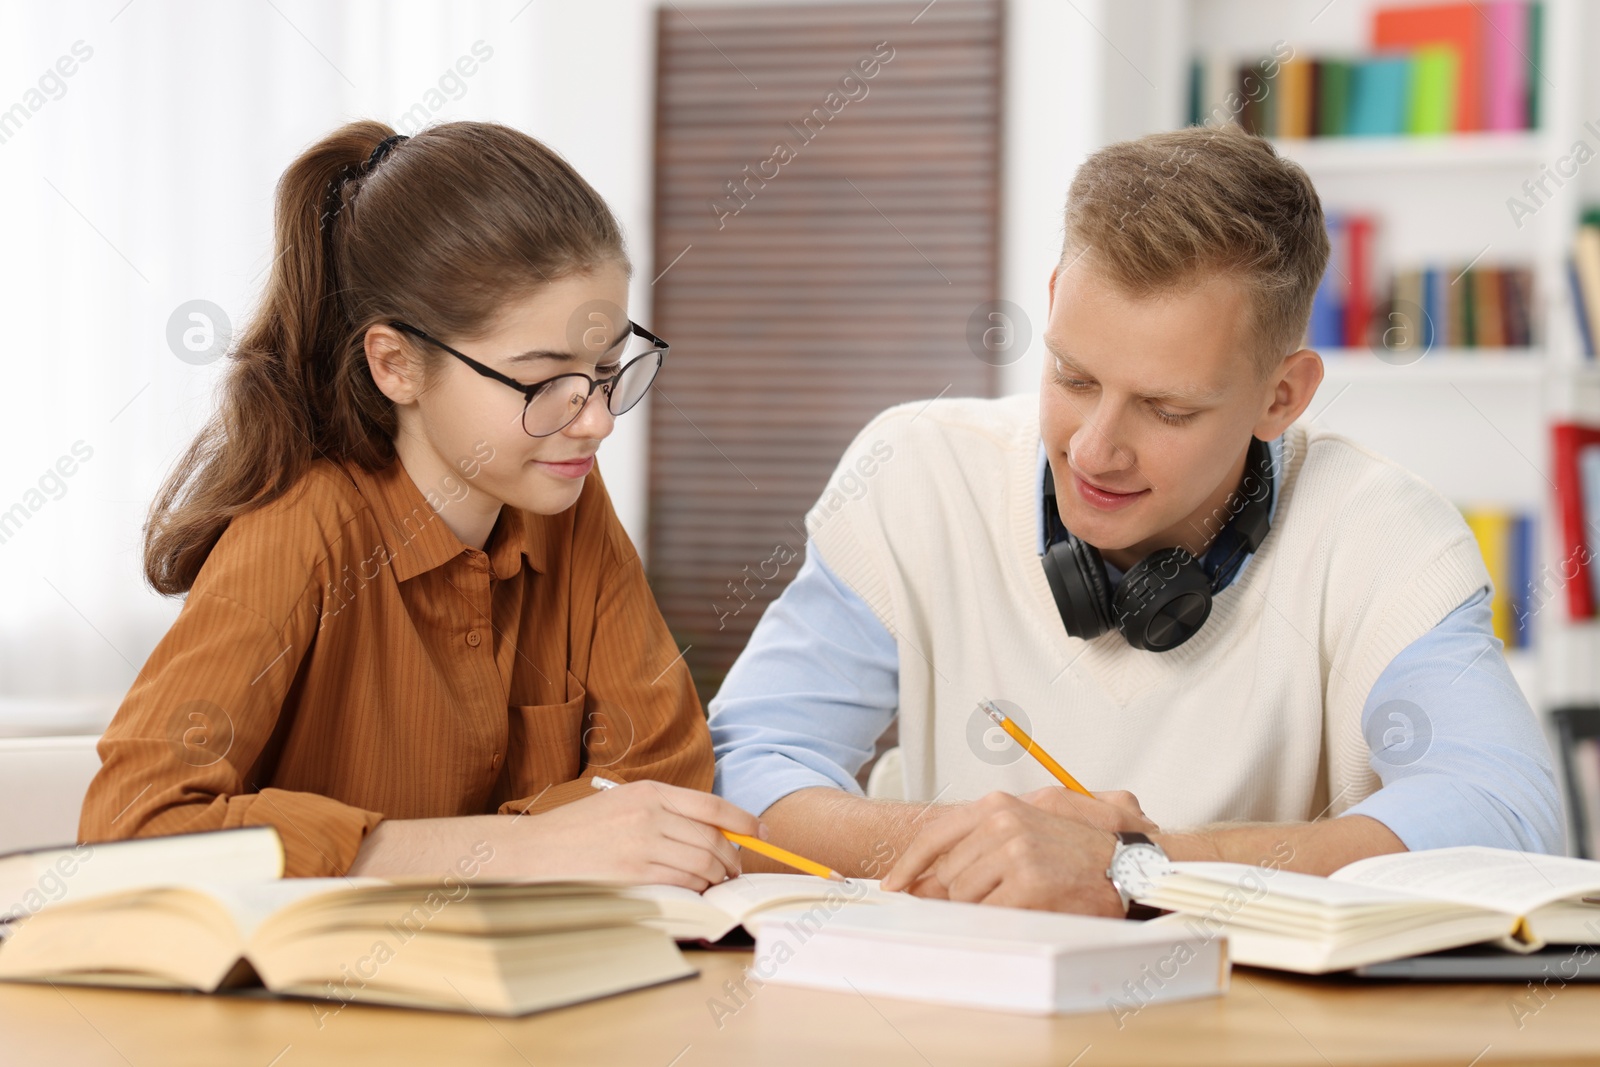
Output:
[708, 125, 1563, 917]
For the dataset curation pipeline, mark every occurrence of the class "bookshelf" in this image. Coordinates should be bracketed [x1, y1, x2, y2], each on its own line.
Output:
[1095, 0, 1598, 850]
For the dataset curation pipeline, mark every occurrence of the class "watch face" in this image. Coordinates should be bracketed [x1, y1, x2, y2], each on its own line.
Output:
[1110, 844, 1171, 899]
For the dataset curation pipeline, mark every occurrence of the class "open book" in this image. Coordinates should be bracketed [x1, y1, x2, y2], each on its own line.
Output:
[2, 826, 283, 924]
[1138, 846, 1600, 974]
[0, 877, 694, 1015]
[623, 873, 904, 942]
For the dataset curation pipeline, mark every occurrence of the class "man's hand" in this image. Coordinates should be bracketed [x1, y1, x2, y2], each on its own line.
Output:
[880, 791, 1125, 916]
[1019, 787, 1158, 834]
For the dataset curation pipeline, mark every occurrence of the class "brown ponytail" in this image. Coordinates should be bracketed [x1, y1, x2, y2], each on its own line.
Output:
[143, 120, 626, 595]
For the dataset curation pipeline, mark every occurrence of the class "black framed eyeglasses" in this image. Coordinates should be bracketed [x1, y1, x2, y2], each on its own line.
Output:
[389, 319, 668, 438]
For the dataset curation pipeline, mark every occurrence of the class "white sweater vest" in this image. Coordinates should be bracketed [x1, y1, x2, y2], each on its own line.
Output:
[805, 394, 1490, 828]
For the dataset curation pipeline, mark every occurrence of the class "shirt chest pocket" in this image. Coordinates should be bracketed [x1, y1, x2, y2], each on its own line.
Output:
[504, 670, 588, 793]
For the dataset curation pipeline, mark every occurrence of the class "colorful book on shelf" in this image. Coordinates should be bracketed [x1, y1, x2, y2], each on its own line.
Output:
[1187, 2, 1540, 138]
[1279, 57, 1311, 137]
[1460, 505, 1536, 649]
[1577, 737, 1600, 859]
[1310, 216, 1348, 348]
[1551, 422, 1600, 619]
[1406, 45, 1459, 134]
[1574, 222, 1600, 359]
[1483, 1, 1531, 131]
[1422, 266, 1442, 348]
[1348, 56, 1411, 136]
[1527, 1, 1543, 129]
[1318, 58, 1353, 136]
[1582, 445, 1600, 612]
[1510, 510, 1534, 648]
[1372, 2, 1483, 132]
[1387, 264, 1533, 350]
[1343, 216, 1375, 348]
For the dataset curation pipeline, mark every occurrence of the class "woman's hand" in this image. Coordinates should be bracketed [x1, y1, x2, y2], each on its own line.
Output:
[498, 780, 764, 890]
[348, 781, 765, 892]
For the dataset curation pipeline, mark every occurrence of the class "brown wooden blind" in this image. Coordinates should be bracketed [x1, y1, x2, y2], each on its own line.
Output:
[647, 0, 1003, 708]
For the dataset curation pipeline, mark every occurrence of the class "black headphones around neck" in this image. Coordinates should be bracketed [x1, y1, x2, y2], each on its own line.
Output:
[1041, 436, 1275, 652]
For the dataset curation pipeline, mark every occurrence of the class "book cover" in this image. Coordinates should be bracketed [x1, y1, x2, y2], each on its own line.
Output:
[1483, 1, 1530, 131]
[1581, 445, 1600, 610]
[1552, 423, 1600, 618]
[1475, 267, 1506, 347]
[1407, 45, 1460, 134]
[1278, 56, 1312, 137]
[1574, 227, 1600, 357]
[1510, 512, 1534, 649]
[1344, 216, 1375, 346]
[1372, 2, 1484, 131]
[1349, 57, 1410, 136]
[1527, 2, 1543, 129]
[1465, 508, 1514, 644]
[1310, 216, 1347, 348]
[1422, 265, 1443, 348]
[1319, 59, 1352, 137]
[1573, 260, 1595, 359]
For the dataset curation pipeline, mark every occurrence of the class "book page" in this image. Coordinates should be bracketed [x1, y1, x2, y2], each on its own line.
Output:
[1332, 847, 1600, 915]
[202, 878, 391, 941]
[701, 874, 888, 922]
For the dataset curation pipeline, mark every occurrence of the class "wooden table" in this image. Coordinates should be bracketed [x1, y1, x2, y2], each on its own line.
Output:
[1, 949, 1597, 1066]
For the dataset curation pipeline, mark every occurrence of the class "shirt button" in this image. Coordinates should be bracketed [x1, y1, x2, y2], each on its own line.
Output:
[491, 752, 503, 772]
[465, 629, 482, 647]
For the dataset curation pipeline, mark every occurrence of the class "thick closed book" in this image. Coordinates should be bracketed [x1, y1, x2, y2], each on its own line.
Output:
[1138, 846, 1600, 974]
[749, 896, 1227, 1016]
[623, 873, 904, 943]
[0, 877, 694, 1016]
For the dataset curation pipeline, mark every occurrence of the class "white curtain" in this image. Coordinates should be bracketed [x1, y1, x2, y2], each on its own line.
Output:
[0, 0, 658, 721]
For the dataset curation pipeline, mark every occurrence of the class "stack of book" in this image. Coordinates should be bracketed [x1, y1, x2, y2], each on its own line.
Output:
[1189, 1, 1543, 137]
[1459, 506, 1537, 650]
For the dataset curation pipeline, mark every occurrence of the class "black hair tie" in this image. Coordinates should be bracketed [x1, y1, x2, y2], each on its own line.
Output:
[365, 133, 409, 171]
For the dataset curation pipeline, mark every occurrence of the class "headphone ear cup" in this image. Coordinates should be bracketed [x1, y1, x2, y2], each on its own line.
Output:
[1042, 535, 1114, 640]
[1112, 549, 1213, 652]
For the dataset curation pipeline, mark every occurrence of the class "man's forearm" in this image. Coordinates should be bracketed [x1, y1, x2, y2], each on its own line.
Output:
[755, 787, 950, 878]
[1153, 814, 1406, 876]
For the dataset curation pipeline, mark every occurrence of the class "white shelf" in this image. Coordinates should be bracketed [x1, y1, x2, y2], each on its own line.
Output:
[1317, 350, 1549, 384]
[1267, 132, 1552, 173]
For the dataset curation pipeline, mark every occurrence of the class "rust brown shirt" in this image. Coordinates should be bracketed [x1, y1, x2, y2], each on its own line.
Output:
[78, 458, 711, 876]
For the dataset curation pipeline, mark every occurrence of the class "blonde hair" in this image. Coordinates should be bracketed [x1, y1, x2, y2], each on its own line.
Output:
[1060, 124, 1329, 378]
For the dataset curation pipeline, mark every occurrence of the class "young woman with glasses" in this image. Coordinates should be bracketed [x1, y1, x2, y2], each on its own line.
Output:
[78, 120, 761, 887]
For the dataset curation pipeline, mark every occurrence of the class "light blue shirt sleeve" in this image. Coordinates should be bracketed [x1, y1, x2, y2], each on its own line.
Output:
[709, 543, 900, 816]
[1343, 585, 1565, 854]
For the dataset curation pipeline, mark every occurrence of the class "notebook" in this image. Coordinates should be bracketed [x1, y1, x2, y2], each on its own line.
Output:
[0, 876, 694, 1016]
[748, 896, 1228, 1015]
[1137, 846, 1600, 974]
[623, 873, 903, 943]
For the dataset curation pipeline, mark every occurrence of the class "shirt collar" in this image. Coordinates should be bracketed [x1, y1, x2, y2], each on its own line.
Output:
[341, 458, 546, 582]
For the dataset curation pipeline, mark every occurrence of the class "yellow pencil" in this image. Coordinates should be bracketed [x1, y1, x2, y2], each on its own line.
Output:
[721, 831, 845, 882]
[979, 699, 1093, 796]
[589, 776, 845, 881]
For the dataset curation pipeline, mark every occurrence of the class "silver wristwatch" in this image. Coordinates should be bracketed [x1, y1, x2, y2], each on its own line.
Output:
[1104, 831, 1172, 914]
